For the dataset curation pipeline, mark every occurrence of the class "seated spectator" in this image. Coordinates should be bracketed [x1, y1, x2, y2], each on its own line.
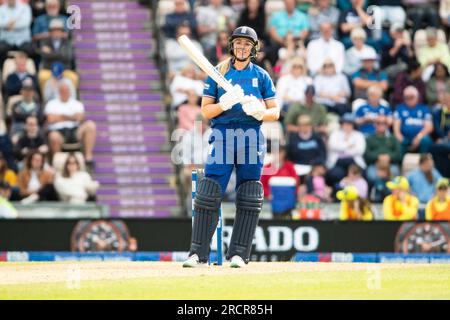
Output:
[306, 22, 345, 75]
[54, 153, 99, 203]
[268, 0, 309, 49]
[380, 23, 413, 80]
[13, 116, 48, 163]
[440, 0, 450, 28]
[338, 163, 368, 199]
[177, 90, 201, 131]
[3, 51, 38, 101]
[42, 61, 76, 103]
[37, 18, 78, 91]
[383, 176, 419, 220]
[0, 182, 18, 218]
[165, 23, 203, 75]
[274, 32, 307, 77]
[314, 58, 351, 116]
[285, 85, 328, 135]
[276, 57, 312, 113]
[352, 50, 388, 100]
[170, 64, 204, 110]
[430, 93, 450, 178]
[286, 115, 327, 166]
[337, 0, 379, 50]
[307, 0, 340, 41]
[391, 59, 426, 106]
[10, 79, 44, 138]
[261, 145, 300, 199]
[355, 86, 392, 136]
[18, 150, 57, 203]
[337, 185, 373, 220]
[403, 0, 439, 34]
[32, 0, 69, 43]
[371, 0, 406, 27]
[327, 113, 366, 188]
[343, 27, 377, 76]
[237, 0, 267, 42]
[417, 27, 450, 71]
[393, 86, 433, 157]
[364, 114, 401, 185]
[425, 178, 450, 221]
[45, 83, 97, 166]
[162, 0, 196, 39]
[304, 161, 331, 202]
[426, 62, 450, 108]
[195, 0, 235, 52]
[0, 0, 33, 68]
[0, 151, 18, 200]
[407, 153, 442, 204]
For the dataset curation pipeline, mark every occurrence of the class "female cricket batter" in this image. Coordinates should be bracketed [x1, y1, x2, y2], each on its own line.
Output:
[183, 26, 280, 268]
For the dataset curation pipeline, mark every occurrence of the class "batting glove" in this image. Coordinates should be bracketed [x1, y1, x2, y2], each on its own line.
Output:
[218, 84, 244, 111]
[241, 95, 266, 121]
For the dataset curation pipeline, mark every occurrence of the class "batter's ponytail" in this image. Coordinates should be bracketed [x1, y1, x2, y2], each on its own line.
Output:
[217, 57, 232, 77]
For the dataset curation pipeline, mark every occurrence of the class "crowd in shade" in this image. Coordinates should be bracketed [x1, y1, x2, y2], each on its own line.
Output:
[0, 0, 99, 217]
[165, 0, 450, 220]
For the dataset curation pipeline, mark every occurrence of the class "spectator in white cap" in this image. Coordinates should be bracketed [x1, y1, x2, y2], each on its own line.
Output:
[32, 0, 68, 42]
[351, 49, 388, 100]
[343, 27, 377, 76]
[37, 18, 78, 92]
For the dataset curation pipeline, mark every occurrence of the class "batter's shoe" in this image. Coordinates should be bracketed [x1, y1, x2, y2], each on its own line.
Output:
[230, 255, 246, 268]
[182, 254, 207, 268]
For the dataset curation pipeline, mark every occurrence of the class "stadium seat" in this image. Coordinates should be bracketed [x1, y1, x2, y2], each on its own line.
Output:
[413, 28, 447, 55]
[5, 95, 22, 120]
[2, 57, 36, 83]
[52, 151, 86, 173]
[401, 153, 420, 177]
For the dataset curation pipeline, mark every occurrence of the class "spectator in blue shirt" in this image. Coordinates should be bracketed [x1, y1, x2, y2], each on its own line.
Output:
[407, 153, 442, 204]
[393, 86, 434, 157]
[32, 0, 68, 43]
[351, 50, 388, 100]
[162, 0, 197, 39]
[268, 0, 309, 48]
[355, 85, 392, 135]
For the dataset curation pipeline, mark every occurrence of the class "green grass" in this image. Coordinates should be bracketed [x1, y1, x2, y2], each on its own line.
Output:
[1, 263, 449, 299]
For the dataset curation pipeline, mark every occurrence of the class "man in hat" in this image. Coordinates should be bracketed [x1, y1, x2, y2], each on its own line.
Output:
[337, 185, 373, 221]
[383, 176, 419, 220]
[393, 86, 433, 157]
[425, 178, 450, 221]
[37, 18, 77, 90]
[32, 0, 69, 42]
[351, 50, 388, 100]
[284, 84, 328, 135]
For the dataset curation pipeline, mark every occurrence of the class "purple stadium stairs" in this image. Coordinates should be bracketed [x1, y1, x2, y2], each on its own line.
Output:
[72, 0, 179, 217]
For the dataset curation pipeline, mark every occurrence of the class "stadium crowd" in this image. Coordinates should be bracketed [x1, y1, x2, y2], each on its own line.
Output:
[166, 0, 450, 220]
[0, 0, 99, 216]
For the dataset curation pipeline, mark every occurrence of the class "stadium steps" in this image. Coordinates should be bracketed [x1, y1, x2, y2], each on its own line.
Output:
[72, 0, 179, 217]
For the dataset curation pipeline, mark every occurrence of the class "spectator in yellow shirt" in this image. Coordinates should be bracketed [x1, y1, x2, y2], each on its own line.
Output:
[337, 185, 373, 221]
[383, 176, 419, 220]
[426, 178, 450, 220]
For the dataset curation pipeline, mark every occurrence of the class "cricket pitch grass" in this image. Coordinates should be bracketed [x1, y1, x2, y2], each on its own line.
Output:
[0, 262, 449, 299]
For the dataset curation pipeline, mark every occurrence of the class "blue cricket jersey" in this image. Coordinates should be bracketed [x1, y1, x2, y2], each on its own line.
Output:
[355, 103, 392, 135]
[202, 62, 276, 127]
[394, 103, 432, 139]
